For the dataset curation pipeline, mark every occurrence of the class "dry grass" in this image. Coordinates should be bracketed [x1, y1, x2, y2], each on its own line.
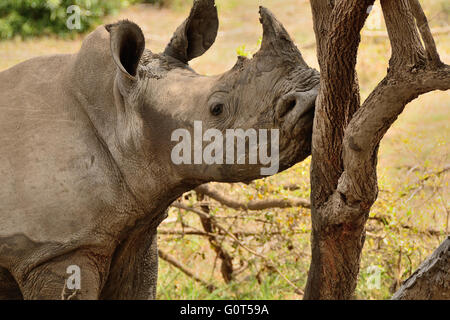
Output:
[0, 0, 448, 300]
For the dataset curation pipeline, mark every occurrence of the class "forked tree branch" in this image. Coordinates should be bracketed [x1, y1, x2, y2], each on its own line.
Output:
[331, 0, 450, 225]
[305, 0, 449, 300]
[316, 0, 450, 226]
[334, 66, 450, 225]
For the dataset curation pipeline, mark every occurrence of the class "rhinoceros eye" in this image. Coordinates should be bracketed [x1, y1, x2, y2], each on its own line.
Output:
[210, 103, 224, 116]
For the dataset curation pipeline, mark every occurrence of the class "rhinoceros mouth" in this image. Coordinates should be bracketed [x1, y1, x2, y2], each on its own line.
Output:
[282, 110, 313, 141]
[277, 91, 316, 139]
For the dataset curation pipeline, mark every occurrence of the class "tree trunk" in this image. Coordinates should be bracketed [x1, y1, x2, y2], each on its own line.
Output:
[392, 237, 450, 300]
[304, 0, 450, 300]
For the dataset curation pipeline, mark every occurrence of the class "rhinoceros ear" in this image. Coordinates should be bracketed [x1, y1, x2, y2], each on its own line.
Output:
[256, 7, 307, 67]
[164, 0, 218, 63]
[106, 20, 145, 80]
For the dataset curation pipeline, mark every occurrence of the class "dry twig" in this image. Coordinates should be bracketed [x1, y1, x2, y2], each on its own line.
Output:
[195, 184, 311, 210]
[158, 249, 216, 293]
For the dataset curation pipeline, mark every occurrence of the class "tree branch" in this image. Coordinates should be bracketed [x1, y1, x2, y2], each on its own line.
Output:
[381, 0, 426, 72]
[335, 66, 450, 225]
[309, 0, 373, 207]
[369, 215, 445, 237]
[172, 202, 304, 296]
[309, 0, 334, 70]
[195, 184, 311, 210]
[326, 0, 450, 225]
[196, 192, 234, 284]
[392, 236, 450, 299]
[408, 0, 443, 66]
[362, 26, 450, 38]
[158, 249, 216, 293]
[304, 0, 449, 300]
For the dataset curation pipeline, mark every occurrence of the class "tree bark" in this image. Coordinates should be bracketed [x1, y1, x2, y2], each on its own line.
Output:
[304, 0, 450, 300]
[392, 237, 450, 300]
[305, 0, 375, 300]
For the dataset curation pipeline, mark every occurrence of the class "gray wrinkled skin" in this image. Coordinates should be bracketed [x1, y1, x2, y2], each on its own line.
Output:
[0, 0, 319, 299]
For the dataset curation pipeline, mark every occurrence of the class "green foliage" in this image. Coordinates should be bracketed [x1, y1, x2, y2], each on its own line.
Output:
[236, 37, 261, 58]
[0, 0, 133, 40]
[0, 0, 183, 40]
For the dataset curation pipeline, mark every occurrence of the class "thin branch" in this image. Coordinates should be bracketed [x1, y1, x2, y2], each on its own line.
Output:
[303, 26, 449, 51]
[159, 228, 216, 237]
[195, 184, 311, 210]
[280, 184, 303, 191]
[158, 228, 310, 237]
[196, 192, 234, 284]
[172, 202, 304, 296]
[158, 249, 216, 293]
[369, 215, 445, 237]
[362, 26, 450, 38]
[420, 165, 450, 183]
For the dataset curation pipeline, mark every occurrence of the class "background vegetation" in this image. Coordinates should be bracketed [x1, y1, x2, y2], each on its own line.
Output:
[0, 0, 172, 39]
[0, 0, 448, 300]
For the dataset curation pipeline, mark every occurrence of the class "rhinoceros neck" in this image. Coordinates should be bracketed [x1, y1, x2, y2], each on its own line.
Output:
[62, 27, 187, 213]
[64, 26, 118, 143]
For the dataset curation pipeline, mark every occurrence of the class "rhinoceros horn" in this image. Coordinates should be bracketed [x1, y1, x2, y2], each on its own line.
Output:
[256, 6, 308, 68]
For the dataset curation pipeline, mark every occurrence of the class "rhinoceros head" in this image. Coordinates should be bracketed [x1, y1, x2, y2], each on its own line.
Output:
[105, 0, 319, 183]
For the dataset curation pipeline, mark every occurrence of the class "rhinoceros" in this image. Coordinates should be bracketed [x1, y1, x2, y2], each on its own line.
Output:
[0, 0, 319, 299]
